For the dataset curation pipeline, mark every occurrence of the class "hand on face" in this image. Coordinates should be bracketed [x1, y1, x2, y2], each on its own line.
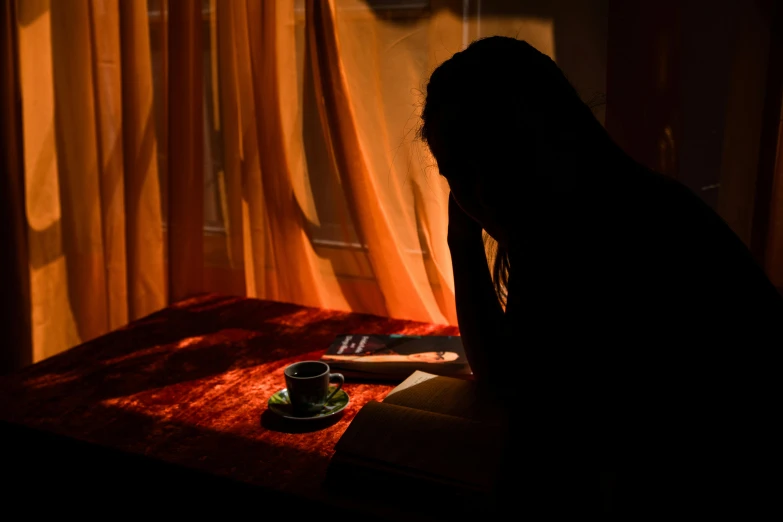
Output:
[447, 192, 483, 246]
[448, 183, 509, 247]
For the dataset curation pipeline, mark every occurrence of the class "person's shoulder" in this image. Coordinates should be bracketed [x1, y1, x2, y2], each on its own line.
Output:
[617, 166, 725, 237]
[622, 166, 700, 211]
[635, 169, 783, 313]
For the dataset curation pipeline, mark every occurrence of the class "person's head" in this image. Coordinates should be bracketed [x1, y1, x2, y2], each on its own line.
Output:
[420, 36, 610, 302]
[406, 351, 460, 363]
[421, 36, 609, 232]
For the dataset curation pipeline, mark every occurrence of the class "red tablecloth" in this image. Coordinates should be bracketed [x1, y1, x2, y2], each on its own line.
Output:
[0, 294, 459, 516]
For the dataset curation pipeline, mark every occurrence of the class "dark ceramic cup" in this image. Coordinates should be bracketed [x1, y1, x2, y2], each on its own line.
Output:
[284, 361, 344, 416]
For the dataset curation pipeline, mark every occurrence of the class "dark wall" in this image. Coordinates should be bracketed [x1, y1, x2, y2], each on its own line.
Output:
[606, 0, 781, 250]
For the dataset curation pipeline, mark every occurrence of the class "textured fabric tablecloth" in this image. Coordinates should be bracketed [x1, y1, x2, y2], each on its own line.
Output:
[0, 294, 459, 515]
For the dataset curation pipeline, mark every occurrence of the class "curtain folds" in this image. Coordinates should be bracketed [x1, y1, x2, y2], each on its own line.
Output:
[307, 0, 452, 324]
[7, 0, 777, 371]
[215, 0, 461, 323]
[11, 0, 165, 364]
[0, 0, 597, 368]
[217, 0, 331, 307]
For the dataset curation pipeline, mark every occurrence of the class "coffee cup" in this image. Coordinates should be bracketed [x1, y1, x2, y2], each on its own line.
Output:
[284, 361, 345, 416]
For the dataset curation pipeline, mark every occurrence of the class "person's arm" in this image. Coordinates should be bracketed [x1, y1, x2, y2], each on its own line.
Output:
[447, 195, 507, 387]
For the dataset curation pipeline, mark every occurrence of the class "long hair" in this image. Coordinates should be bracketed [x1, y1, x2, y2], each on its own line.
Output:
[486, 235, 510, 306]
[420, 36, 605, 305]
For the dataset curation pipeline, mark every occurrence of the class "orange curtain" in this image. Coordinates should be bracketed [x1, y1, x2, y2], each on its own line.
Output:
[5, 0, 780, 372]
[217, 0, 333, 307]
[307, 0, 453, 323]
[10, 0, 165, 364]
[216, 0, 458, 320]
[214, 0, 575, 326]
[5, 0, 615, 368]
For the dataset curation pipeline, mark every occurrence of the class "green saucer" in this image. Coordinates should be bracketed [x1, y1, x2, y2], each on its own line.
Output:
[267, 386, 349, 420]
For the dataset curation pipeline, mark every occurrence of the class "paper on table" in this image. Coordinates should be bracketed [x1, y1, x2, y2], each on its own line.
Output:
[383, 370, 506, 424]
[384, 370, 439, 398]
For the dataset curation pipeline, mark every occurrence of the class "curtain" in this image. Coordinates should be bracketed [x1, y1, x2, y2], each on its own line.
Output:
[7, 0, 165, 364]
[307, 0, 457, 323]
[2, 0, 614, 369]
[217, 0, 337, 310]
[3, 0, 780, 371]
[214, 0, 572, 326]
[214, 0, 457, 321]
[2, 0, 608, 369]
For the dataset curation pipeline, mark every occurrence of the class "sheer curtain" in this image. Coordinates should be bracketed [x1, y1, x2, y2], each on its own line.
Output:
[8, 0, 165, 363]
[214, 0, 460, 322]
[214, 0, 585, 325]
[3, 0, 613, 368]
[3, 0, 780, 371]
[216, 0, 341, 311]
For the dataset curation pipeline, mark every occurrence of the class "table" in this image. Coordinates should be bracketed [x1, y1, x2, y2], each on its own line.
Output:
[0, 294, 459, 518]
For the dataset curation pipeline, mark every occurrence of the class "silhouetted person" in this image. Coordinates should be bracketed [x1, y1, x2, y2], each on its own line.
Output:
[420, 36, 781, 517]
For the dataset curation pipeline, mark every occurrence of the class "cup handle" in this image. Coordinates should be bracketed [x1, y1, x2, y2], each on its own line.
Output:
[324, 373, 344, 404]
